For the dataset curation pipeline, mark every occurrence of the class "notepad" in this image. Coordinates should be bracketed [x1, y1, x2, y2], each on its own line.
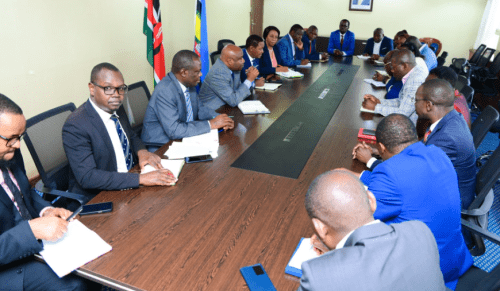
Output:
[363, 79, 386, 88]
[40, 220, 112, 278]
[238, 100, 271, 114]
[373, 60, 385, 66]
[356, 55, 371, 60]
[375, 70, 389, 76]
[285, 238, 320, 277]
[296, 63, 312, 68]
[141, 159, 185, 179]
[165, 129, 219, 159]
[276, 70, 304, 78]
[255, 83, 282, 91]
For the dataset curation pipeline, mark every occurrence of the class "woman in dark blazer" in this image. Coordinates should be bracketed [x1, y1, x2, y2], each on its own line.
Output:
[259, 26, 289, 77]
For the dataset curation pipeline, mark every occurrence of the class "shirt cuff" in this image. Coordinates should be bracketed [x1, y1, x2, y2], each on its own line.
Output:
[366, 157, 378, 168]
[342, 51, 346, 56]
[319, 54, 322, 60]
[243, 79, 252, 89]
[39, 206, 54, 217]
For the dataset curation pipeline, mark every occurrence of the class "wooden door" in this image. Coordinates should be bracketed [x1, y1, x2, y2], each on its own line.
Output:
[250, 0, 264, 36]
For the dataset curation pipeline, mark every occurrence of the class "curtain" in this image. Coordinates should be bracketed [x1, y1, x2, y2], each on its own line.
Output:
[474, 0, 500, 49]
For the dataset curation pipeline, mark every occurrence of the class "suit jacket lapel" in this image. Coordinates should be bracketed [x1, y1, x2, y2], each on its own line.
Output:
[170, 73, 189, 122]
[427, 110, 455, 142]
[84, 100, 117, 167]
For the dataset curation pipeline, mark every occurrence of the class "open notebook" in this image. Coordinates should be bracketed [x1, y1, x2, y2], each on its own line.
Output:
[285, 237, 320, 277]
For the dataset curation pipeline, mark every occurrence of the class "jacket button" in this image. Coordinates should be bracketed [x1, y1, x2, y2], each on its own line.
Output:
[17, 268, 22, 274]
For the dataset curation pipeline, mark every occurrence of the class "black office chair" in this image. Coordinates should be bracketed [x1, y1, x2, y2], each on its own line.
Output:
[122, 81, 151, 136]
[455, 142, 500, 291]
[475, 48, 496, 68]
[470, 44, 487, 65]
[210, 51, 221, 65]
[460, 85, 475, 108]
[436, 51, 448, 67]
[471, 105, 500, 149]
[24, 103, 88, 210]
[456, 75, 471, 92]
[217, 39, 235, 52]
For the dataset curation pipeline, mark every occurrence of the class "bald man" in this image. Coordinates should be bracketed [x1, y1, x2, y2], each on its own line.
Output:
[362, 28, 393, 60]
[199, 44, 259, 110]
[298, 169, 446, 291]
[362, 49, 428, 124]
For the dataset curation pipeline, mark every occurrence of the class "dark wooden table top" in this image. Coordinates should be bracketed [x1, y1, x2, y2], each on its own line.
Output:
[79, 57, 385, 291]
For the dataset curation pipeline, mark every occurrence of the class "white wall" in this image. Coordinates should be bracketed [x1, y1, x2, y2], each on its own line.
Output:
[263, 0, 487, 62]
[0, 0, 249, 178]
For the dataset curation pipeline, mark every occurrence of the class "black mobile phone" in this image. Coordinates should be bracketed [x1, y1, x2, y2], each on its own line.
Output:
[362, 129, 376, 136]
[240, 263, 276, 291]
[185, 155, 213, 164]
[80, 202, 113, 215]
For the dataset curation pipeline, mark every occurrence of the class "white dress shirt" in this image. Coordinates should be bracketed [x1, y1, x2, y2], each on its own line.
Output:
[336, 220, 381, 249]
[373, 38, 382, 55]
[89, 98, 129, 173]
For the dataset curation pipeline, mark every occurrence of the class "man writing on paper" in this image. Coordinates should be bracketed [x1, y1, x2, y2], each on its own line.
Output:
[0, 94, 90, 290]
[362, 49, 428, 124]
[302, 26, 329, 61]
[275, 24, 310, 67]
[142, 50, 234, 152]
[63, 63, 177, 201]
[240, 35, 266, 86]
[298, 169, 446, 291]
[199, 45, 259, 110]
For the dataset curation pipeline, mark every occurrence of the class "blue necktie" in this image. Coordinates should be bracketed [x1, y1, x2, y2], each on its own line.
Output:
[110, 115, 133, 170]
[184, 89, 194, 122]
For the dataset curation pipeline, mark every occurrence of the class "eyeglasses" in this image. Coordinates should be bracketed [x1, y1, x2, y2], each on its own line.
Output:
[92, 83, 128, 95]
[0, 132, 25, 147]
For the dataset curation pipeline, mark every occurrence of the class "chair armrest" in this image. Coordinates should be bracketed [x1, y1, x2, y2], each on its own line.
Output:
[35, 183, 88, 205]
[461, 218, 500, 246]
[462, 190, 495, 217]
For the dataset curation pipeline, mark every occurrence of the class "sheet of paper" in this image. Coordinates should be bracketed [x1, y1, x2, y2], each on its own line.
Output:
[255, 83, 282, 91]
[357, 55, 370, 60]
[288, 238, 319, 269]
[276, 70, 304, 78]
[141, 159, 185, 178]
[360, 106, 376, 113]
[164, 130, 219, 159]
[238, 100, 271, 114]
[41, 220, 112, 278]
[373, 60, 385, 66]
[375, 70, 389, 76]
[363, 79, 387, 88]
[296, 63, 312, 68]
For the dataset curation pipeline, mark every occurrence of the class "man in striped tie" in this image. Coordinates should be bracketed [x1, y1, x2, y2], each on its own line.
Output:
[63, 63, 177, 199]
[142, 50, 234, 152]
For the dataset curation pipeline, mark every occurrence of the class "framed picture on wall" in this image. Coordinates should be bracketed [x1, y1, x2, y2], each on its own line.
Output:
[349, 0, 373, 12]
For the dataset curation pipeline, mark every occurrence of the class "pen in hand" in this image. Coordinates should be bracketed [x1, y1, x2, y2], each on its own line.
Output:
[66, 205, 83, 221]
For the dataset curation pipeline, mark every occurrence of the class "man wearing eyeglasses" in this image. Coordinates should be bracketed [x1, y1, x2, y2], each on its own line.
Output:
[362, 49, 428, 124]
[62, 63, 177, 201]
[0, 94, 88, 290]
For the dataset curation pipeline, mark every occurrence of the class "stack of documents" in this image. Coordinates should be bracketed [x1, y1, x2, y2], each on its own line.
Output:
[363, 79, 386, 88]
[276, 69, 304, 78]
[165, 129, 219, 159]
[255, 83, 282, 91]
[41, 220, 112, 278]
[238, 100, 271, 114]
[296, 63, 312, 68]
[285, 238, 320, 277]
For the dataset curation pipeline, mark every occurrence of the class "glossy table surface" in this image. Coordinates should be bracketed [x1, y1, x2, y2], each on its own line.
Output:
[79, 57, 385, 291]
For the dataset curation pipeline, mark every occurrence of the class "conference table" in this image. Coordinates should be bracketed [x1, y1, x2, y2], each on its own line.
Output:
[77, 57, 385, 290]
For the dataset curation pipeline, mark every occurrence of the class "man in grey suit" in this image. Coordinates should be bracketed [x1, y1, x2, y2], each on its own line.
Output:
[298, 169, 447, 291]
[141, 50, 234, 152]
[199, 44, 259, 110]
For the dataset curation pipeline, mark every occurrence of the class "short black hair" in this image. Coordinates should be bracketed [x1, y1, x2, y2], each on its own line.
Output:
[0, 94, 23, 115]
[429, 66, 458, 88]
[90, 62, 121, 83]
[172, 50, 200, 74]
[421, 78, 455, 107]
[340, 19, 350, 27]
[245, 34, 264, 49]
[308, 25, 318, 32]
[401, 41, 424, 59]
[375, 114, 417, 152]
[263, 26, 280, 40]
[289, 24, 303, 34]
[374, 28, 384, 35]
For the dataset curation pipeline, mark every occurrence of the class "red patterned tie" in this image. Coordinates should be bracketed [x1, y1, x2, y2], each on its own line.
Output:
[340, 35, 344, 49]
[424, 129, 432, 143]
[309, 41, 312, 54]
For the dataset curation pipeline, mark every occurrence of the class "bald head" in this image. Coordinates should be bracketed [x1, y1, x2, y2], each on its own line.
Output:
[220, 44, 245, 71]
[305, 169, 374, 234]
[394, 49, 416, 67]
[221, 44, 242, 61]
[421, 79, 455, 107]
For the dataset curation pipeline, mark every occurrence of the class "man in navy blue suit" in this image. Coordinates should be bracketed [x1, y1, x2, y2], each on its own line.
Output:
[275, 24, 310, 67]
[358, 114, 472, 290]
[363, 28, 393, 60]
[302, 26, 329, 61]
[328, 19, 355, 57]
[240, 34, 266, 87]
[63, 63, 177, 199]
[0, 94, 89, 290]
